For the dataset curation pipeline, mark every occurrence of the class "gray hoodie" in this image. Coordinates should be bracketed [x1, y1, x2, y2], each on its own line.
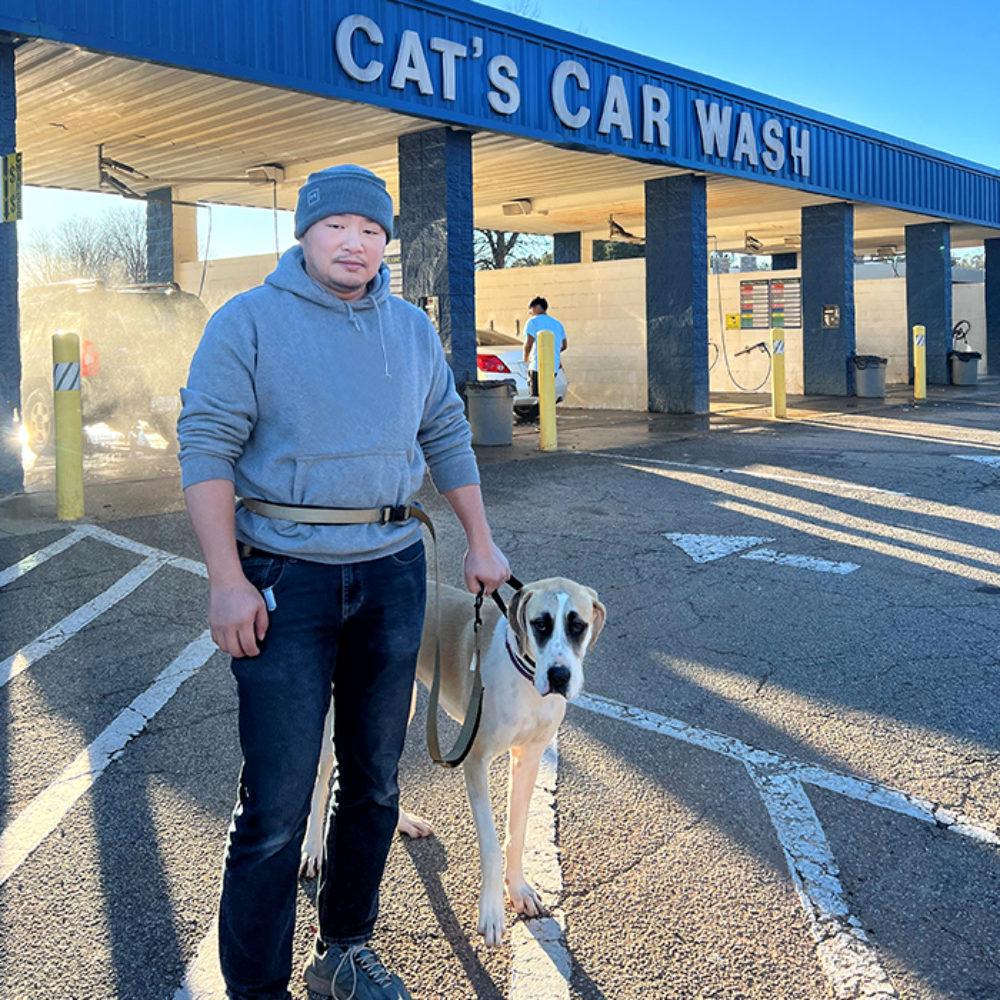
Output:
[177, 246, 479, 564]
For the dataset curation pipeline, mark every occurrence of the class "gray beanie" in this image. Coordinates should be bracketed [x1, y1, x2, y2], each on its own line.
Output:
[294, 165, 394, 239]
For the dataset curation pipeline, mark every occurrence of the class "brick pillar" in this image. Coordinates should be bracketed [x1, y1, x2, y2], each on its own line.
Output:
[0, 41, 21, 493]
[645, 174, 708, 414]
[146, 187, 175, 284]
[905, 222, 952, 385]
[984, 238, 999, 376]
[553, 232, 581, 264]
[398, 128, 476, 386]
[801, 203, 856, 395]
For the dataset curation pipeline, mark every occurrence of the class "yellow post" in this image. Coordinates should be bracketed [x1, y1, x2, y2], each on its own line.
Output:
[913, 324, 927, 402]
[537, 328, 557, 451]
[770, 327, 786, 419]
[52, 331, 84, 520]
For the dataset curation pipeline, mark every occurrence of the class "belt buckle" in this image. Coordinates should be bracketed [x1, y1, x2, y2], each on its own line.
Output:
[380, 505, 409, 525]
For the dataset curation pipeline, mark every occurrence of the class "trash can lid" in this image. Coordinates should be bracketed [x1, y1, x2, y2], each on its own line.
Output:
[948, 350, 982, 360]
[464, 377, 518, 392]
[851, 354, 887, 368]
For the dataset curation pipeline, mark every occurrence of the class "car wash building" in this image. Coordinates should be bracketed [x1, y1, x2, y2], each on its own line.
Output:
[2, 0, 1000, 494]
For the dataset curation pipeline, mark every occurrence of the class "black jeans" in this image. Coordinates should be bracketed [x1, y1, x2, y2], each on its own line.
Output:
[218, 542, 426, 1000]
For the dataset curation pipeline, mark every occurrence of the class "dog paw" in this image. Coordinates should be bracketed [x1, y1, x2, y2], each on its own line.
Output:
[299, 848, 322, 880]
[397, 809, 434, 839]
[477, 896, 506, 947]
[507, 879, 546, 918]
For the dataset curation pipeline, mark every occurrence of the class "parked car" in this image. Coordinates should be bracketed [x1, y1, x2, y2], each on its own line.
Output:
[476, 328, 568, 418]
[19, 280, 208, 452]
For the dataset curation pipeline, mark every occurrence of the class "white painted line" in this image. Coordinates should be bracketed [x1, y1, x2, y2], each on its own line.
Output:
[748, 765, 899, 999]
[79, 524, 208, 578]
[740, 548, 860, 575]
[0, 554, 167, 689]
[574, 692, 999, 846]
[663, 532, 774, 563]
[509, 735, 571, 1000]
[0, 528, 87, 589]
[584, 451, 909, 496]
[0, 631, 216, 886]
[953, 454, 1000, 468]
[173, 919, 225, 1000]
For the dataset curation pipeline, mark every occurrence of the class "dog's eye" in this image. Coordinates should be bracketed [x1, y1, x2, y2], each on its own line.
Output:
[531, 615, 553, 635]
[568, 618, 588, 637]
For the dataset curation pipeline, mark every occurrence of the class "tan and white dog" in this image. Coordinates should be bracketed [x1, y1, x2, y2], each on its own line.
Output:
[300, 577, 606, 946]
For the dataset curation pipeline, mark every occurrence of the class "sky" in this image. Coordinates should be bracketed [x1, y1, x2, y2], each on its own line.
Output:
[19, 0, 1000, 260]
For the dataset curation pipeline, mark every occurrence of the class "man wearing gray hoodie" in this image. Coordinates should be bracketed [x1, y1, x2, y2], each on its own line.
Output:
[178, 165, 509, 1000]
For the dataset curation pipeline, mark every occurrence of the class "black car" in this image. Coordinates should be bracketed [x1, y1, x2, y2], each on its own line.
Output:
[19, 280, 208, 452]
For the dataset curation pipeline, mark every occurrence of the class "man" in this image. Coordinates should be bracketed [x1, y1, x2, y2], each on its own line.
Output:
[177, 164, 509, 1000]
[523, 295, 568, 399]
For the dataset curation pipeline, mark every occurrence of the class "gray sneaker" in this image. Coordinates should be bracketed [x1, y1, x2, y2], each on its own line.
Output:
[303, 939, 411, 1000]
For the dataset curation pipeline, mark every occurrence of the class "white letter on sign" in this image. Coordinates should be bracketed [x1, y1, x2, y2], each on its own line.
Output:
[597, 75, 633, 140]
[694, 99, 732, 158]
[789, 125, 811, 177]
[552, 60, 591, 129]
[761, 118, 785, 172]
[487, 55, 520, 115]
[641, 84, 670, 147]
[391, 30, 434, 95]
[732, 111, 760, 167]
[335, 15, 384, 83]
[429, 37, 467, 102]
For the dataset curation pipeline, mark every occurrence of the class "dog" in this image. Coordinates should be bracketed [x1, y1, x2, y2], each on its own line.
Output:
[299, 576, 606, 946]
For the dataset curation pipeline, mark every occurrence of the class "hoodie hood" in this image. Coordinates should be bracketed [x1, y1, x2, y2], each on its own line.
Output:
[264, 244, 391, 312]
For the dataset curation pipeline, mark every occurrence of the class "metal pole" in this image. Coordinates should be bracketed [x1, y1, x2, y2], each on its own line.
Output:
[770, 328, 786, 419]
[52, 331, 84, 520]
[537, 329, 557, 451]
[913, 325, 927, 402]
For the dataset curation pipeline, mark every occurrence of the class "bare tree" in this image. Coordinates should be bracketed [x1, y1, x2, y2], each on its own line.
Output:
[474, 228, 552, 270]
[20, 203, 148, 287]
[506, 0, 542, 17]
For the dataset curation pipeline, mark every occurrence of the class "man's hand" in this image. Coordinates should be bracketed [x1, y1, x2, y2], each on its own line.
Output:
[464, 541, 510, 595]
[209, 576, 269, 657]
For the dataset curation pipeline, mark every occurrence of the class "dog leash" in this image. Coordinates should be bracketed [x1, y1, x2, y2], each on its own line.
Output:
[240, 496, 521, 769]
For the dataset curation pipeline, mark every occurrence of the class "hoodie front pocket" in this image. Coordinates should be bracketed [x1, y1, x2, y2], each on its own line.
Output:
[292, 451, 414, 508]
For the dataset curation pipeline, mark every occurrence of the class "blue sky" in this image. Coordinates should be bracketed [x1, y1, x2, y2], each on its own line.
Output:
[20, 0, 1000, 258]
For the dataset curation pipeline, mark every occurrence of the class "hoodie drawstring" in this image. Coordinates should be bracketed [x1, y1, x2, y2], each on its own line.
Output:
[373, 298, 391, 379]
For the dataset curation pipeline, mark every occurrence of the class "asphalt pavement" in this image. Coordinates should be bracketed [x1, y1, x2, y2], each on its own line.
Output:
[1, 379, 998, 1000]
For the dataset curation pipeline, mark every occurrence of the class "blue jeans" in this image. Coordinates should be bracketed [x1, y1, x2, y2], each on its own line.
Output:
[218, 542, 426, 1000]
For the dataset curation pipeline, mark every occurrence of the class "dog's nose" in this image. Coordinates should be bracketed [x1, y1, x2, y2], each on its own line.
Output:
[547, 665, 571, 695]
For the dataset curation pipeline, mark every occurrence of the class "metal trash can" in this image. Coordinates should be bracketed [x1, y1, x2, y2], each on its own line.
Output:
[949, 350, 981, 386]
[465, 378, 517, 446]
[851, 354, 888, 398]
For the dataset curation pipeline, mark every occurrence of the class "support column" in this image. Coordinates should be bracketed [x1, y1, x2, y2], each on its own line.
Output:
[644, 174, 708, 414]
[801, 203, 856, 395]
[0, 41, 21, 494]
[146, 187, 174, 284]
[984, 238, 1000, 375]
[553, 232, 581, 264]
[771, 252, 798, 270]
[398, 128, 476, 386]
[905, 222, 952, 385]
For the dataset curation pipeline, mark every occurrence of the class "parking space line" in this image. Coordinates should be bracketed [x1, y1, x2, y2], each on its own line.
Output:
[79, 524, 208, 578]
[748, 765, 899, 999]
[510, 735, 571, 1000]
[0, 554, 168, 689]
[173, 919, 224, 1000]
[0, 631, 216, 886]
[574, 693, 998, 845]
[0, 528, 87, 589]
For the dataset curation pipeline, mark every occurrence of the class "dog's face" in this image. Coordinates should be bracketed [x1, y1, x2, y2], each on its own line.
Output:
[508, 578, 606, 700]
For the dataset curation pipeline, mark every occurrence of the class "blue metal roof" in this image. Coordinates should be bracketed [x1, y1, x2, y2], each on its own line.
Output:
[2, 0, 999, 229]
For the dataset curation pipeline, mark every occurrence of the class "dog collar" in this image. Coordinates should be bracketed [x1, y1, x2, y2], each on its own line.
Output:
[505, 633, 536, 683]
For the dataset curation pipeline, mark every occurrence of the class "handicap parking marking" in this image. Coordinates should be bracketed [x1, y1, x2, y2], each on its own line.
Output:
[0, 528, 88, 589]
[663, 532, 860, 575]
[573, 691, 998, 1000]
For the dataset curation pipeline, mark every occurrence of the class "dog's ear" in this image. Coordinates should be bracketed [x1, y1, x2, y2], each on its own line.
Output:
[583, 587, 607, 650]
[508, 587, 534, 657]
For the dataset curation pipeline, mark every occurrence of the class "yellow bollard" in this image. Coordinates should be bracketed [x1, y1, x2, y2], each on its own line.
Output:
[52, 331, 84, 520]
[770, 327, 786, 419]
[912, 324, 927, 402]
[537, 329, 557, 451]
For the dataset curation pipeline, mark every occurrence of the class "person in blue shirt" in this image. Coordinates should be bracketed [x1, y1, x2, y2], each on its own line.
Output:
[523, 296, 567, 398]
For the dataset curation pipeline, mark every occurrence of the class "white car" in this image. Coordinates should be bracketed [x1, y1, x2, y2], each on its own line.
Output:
[475, 329, 568, 418]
